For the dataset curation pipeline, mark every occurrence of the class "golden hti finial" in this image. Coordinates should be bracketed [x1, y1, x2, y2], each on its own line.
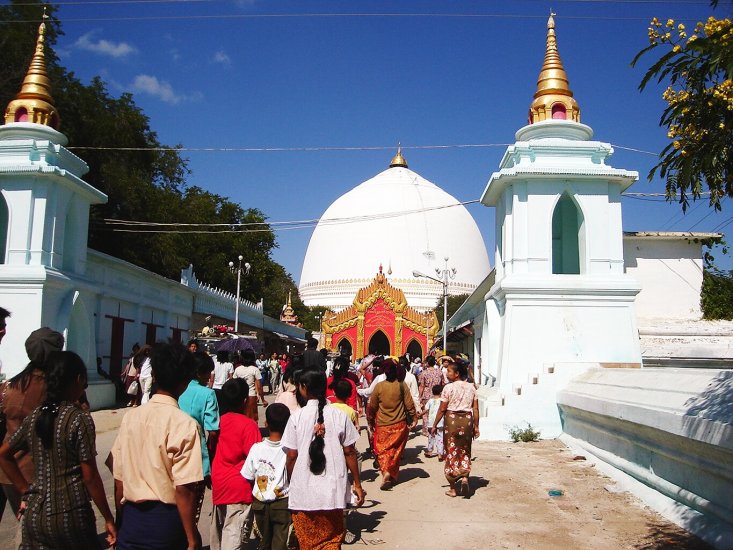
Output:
[4, 10, 60, 129]
[287, 290, 292, 308]
[527, 11, 580, 124]
[389, 143, 408, 168]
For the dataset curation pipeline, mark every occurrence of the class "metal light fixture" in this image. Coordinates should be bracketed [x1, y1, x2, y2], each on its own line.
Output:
[228, 255, 251, 333]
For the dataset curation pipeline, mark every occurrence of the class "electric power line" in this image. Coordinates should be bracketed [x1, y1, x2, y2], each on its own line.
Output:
[7, 0, 715, 5]
[65, 142, 658, 155]
[2, 12, 711, 24]
[97, 199, 482, 234]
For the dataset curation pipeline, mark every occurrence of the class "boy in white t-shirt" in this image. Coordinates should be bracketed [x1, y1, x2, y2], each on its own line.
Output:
[241, 403, 291, 550]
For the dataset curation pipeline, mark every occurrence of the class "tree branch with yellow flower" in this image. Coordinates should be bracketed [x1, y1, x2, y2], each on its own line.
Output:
[632, 10, 732, 211]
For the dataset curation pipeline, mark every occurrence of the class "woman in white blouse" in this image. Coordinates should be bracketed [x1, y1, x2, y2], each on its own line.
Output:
[282, 369, 365, 548]
[431, 356, 480, 498]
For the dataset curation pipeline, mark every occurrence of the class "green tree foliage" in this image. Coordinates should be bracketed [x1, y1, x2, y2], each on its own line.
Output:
[701, 238, 733, 319]
[435, 293, 470, 320]
[632, 11, 733, 211]
[701, 270, 733, 319]
[0, 0, 299, 319]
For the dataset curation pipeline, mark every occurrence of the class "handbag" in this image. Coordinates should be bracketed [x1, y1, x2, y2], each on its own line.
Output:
[127, 380, 140, 396]
[399, 382, 413, 425]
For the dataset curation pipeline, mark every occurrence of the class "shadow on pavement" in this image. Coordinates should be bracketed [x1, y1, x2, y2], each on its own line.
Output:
[347, 501, 386, 545]
[397, 467, 429, 484]
[635, 521, 714, 550]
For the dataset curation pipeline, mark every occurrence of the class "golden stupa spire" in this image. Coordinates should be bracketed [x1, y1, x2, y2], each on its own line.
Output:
[528, 12, 580, 124]
[389, 144, 408, 168]
[4, 10, 60, 129]
[287, 290, 292, 308]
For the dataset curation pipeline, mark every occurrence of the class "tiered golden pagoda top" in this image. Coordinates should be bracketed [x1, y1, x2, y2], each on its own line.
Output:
[4, 13, 60, 129]
[280, 291, 301, 326]
[528, 13, 580, 124]
[389, 146, 408, 168]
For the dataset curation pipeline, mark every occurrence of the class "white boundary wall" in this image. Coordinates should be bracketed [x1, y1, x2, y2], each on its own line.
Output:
[557, 367, 733, 548]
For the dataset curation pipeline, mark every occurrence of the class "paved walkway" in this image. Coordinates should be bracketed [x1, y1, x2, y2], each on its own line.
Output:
[0, 406, 713, 549]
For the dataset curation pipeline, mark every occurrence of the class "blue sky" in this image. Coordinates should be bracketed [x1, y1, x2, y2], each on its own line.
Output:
[43, 0, 732, 283]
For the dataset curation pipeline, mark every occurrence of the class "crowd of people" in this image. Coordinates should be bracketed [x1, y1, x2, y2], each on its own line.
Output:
[0, 310, 480, 549]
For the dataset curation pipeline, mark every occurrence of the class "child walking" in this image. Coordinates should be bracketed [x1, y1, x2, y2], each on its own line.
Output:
[210, 378, 262, 550]
[329, 379, 359, 431]
[424, 384, 445, 459]
[242, 403, 292, 550]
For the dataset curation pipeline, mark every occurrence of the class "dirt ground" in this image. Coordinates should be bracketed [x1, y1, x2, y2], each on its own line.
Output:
[347, 432, 712, 550]
[0, 408, 714, 550]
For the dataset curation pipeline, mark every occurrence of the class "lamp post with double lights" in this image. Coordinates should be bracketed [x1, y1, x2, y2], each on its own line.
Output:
[228, 255, 251, 333]
[413, 256, 456, 355]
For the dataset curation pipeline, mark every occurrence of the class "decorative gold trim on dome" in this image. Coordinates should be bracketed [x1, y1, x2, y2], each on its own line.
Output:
[528, 12, 580, 124]
[4, 12, 60, 129]
[389, 145, 408, 168]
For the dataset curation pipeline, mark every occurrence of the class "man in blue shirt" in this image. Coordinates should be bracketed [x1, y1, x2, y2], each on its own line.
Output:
[178, 352, 220, 529]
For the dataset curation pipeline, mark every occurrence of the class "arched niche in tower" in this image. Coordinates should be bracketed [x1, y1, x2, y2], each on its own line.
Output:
[0, 192, 8, 264]
[551, 103, 567, 120]
[551, 193, 585, 275]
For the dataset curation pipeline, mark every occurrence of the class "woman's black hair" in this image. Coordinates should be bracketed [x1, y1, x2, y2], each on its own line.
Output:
[216, 351, 229, 363]
[219, 378, 248, 414]
[241, 349, 257, 366]
[383, 358, 399, 382]
[453, 360, 469, 380]
[9, 360, 46, 393]
[35, 351, 86, 449]
[328, 356, 350, 390]
[298, 368, 328, 475]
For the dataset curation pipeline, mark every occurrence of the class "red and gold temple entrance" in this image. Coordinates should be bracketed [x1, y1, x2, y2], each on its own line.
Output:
[321, 267, 439, 359]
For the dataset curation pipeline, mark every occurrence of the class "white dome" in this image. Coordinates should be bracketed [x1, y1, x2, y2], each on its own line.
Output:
[299, 163, 490, 311]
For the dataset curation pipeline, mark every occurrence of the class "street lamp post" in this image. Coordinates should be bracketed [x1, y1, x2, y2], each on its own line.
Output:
[413, 256, 456, 355]
[228, 255, 251, 333]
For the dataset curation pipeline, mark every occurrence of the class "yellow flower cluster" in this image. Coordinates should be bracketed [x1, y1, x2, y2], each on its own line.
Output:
[648, 16, 732, 47]
[663, 79, 732, 157]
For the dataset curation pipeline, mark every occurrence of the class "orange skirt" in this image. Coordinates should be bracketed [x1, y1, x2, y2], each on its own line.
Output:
[291, 509, 344, 550]
[374, 421, 409, 480]
[245, 395, 259, 422]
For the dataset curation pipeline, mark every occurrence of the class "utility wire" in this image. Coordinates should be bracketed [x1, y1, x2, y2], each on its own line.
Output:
[98, 199, 482, 233]
[688, 198, 726, 231]
[7, 0, 715, 5]
[2, 13, 706, 24]
[65, 142, 658, 155]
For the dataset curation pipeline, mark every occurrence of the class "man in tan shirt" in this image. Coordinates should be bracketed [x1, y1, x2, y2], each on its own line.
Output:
[110, 342, 203, 550]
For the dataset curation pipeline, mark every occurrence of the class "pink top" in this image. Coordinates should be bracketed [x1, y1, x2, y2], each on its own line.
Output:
[440, 380, 476, 412]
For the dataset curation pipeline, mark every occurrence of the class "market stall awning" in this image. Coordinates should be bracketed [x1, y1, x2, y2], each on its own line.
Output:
[447, 320, 474, 342]
[272, 331, 307, 344]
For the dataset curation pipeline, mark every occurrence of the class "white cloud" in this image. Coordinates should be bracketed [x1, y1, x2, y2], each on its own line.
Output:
[75, 32, 137, 58]
[131, 74, 183, 104]
[130, 74, 202, 104]
[213, 50, 231, 65]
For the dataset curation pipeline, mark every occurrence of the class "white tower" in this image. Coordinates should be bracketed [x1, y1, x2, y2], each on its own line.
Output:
[478, 14, 642, 437]
[0, 17, 110, 405]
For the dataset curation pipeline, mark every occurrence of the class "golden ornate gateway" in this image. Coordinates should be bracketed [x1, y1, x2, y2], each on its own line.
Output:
[321, 266, 439, 359]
